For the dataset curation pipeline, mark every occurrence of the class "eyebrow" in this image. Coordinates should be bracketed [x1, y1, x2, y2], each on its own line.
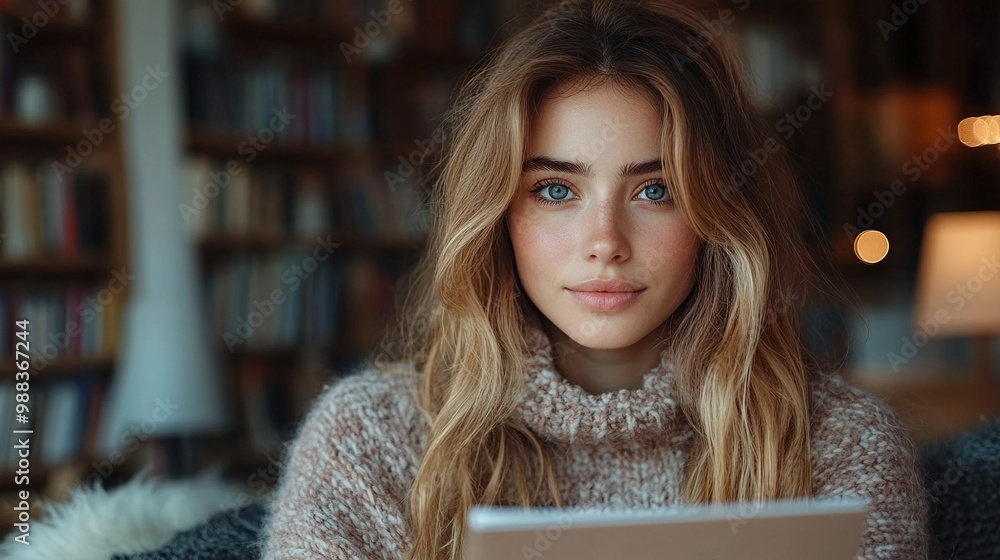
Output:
[522, 156, 663, 180]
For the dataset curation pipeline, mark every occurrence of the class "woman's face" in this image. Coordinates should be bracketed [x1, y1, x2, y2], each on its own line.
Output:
[506, 80, 701, 350]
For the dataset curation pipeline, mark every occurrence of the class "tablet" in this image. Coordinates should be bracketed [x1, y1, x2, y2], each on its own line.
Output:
[464, 497, 868, 560]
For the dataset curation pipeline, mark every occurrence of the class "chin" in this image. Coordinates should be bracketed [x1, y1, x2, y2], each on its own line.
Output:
[557, 316, 652, 349]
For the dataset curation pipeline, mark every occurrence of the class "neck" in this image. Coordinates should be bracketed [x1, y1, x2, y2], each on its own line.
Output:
[541, 318, 667, 394]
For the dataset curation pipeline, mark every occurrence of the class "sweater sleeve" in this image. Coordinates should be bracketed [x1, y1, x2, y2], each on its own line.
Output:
[810, 374, 929, 560]
[260, 368, 424, 560]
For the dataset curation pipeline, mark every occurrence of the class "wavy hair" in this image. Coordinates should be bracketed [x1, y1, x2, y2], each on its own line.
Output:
[371, 1, 857, 559]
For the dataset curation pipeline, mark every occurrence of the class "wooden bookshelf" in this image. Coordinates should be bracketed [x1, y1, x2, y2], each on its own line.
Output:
[186, 128, 418, 165]
[0, 6, 96, 40]
[176, 0, 511, 470]
[0, 120, 107, 146]
[0, 0, 129, 491]
[186, 128, 373, 164]
[197, 232, 426, 254]
[0, 355, 114, 376]
[221, 12, 351, 49]
[0, 256, 114, 277]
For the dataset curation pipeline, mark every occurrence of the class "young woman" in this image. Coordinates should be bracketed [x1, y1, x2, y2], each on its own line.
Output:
[261, 1, 928, 559]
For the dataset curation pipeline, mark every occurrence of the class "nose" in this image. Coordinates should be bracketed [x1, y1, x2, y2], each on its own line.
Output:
[585, 200, 630, 263]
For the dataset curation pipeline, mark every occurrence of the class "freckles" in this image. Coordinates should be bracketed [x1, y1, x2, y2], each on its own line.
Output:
[654, 218, 698, 247]
[521, 222, 572, 262]
[638, 221, 700, 272]
[509, 220, 572, 294]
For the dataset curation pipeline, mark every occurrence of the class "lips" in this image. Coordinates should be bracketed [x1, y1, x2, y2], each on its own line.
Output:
[567, 289, 644, 311]
[565, 278, 645, 312]
[566, 278, 645, 292]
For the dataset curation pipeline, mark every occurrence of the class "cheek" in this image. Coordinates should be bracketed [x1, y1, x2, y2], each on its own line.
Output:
[508, 208, 573, 278]
[639, 222, 701, 282]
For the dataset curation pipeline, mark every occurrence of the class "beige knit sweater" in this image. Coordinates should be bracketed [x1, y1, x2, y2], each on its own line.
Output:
[261, 319, 929, 559]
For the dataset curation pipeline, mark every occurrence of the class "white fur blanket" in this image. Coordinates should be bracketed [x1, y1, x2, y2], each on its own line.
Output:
[0, 468, 251, 560]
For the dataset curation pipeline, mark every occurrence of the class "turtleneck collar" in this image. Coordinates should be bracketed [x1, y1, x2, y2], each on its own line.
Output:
[515, 311, 692, 448]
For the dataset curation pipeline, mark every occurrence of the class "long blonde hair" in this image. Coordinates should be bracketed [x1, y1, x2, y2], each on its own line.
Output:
[371, 1, 856, 558]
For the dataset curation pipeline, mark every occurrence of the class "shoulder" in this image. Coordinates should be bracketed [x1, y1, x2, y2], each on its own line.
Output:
[807, 372, 918, 480]
[809, 372, 898, 422]
[806, 376, 929, 557]
[808, 372, 905, 437]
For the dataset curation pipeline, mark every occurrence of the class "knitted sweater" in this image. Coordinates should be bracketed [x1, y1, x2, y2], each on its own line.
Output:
[260, 320, 929, 559]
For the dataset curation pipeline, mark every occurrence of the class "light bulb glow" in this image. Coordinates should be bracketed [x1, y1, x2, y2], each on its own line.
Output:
[959, 115, 1000, 147]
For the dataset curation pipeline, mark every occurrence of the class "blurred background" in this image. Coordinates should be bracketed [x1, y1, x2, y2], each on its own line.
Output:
[0, 0, 998, 528]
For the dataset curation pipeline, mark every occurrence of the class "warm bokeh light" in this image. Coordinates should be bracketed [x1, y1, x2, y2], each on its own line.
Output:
[974, 117, 989, 144]
[959, 115, 1000, 147]
[958, 117, 979, 146]
[981, 116, 1000, 144]
[853, 230, 890, 264]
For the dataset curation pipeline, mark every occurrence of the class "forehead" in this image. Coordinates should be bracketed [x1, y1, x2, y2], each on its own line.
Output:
[527, 80, 663, 163]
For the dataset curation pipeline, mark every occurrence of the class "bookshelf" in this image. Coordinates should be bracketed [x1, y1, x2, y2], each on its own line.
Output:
[177, 0, 529, 480]
[0, 0, 128, 524]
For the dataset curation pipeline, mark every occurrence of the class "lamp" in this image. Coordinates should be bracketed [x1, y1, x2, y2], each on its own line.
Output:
[97, 0, 231, 476]
[913, 211, 1000, 395]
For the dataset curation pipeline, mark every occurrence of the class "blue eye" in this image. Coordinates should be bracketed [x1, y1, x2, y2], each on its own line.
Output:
[545, 184, 570, 200]
[529, 180, 576, 205]
[638, 182, 671, 205]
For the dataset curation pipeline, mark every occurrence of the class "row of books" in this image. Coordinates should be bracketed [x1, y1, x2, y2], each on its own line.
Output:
[182, 157, 429, 239]
[182, 53, 372, 145]
[207, 0, 510, 53]
[0, 371, 104, 470]
[207, 250, 343, 351]
[0, 286, 121, 361]
[0, 162, 110, 261]
[204, 254, 403, 352]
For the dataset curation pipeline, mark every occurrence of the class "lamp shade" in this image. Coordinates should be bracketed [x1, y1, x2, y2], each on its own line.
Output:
[914, 212, 1000, 337]
[98, 0, 230, 456]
